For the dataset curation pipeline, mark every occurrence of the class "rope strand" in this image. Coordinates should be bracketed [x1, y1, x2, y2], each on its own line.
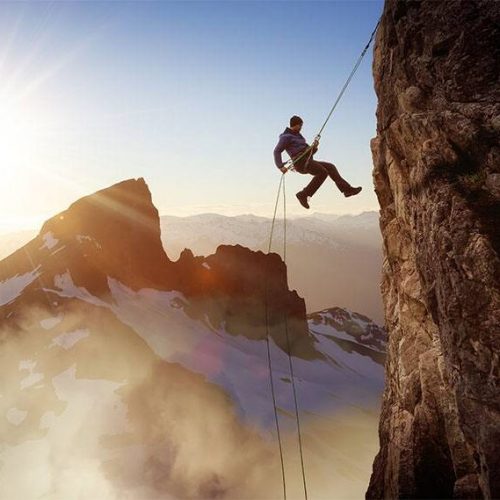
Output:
[265, 173, 287, 500]
[284, 16, 381, 170]
[265, 173, 309, 500]
[282, 175, 308, 500]
[316, 17, 381, 138]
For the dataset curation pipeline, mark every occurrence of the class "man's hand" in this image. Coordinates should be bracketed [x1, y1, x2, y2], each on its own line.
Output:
[280, 166, 288, 174]
[310, 138, 319, 155]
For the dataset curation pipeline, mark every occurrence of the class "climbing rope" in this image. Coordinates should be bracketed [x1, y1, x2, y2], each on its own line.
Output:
[283, 16, 382, 171]
[282, 175, 309, 500]
[264, 173, 308, 500]
[264, 16, 382, 499]
[264, 173, 287, 500]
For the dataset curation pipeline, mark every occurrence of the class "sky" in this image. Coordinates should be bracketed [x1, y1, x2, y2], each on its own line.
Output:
[0, 0, 384, 234]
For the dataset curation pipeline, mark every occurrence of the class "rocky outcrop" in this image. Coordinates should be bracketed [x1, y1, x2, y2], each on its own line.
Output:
[368, 1, 500, 498]
[0, 178, 173, 296]
[172, 243, 317, 359]
[308, 307, 386, 365]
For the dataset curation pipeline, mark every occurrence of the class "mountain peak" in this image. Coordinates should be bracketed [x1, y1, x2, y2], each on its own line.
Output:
[40, 177, 158, 244]
[1, 178, 171, 296]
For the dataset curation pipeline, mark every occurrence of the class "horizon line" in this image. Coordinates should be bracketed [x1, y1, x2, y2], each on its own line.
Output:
[0, 209, 379, 236]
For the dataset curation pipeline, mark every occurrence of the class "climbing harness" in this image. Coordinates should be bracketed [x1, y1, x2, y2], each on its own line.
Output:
[264, 16, 381, 500]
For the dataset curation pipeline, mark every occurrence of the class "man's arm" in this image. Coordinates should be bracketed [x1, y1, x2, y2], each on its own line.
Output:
[273, 135, 288, 169]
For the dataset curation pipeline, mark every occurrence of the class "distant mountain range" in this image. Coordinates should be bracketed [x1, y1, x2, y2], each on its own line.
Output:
[0, 178, 385, 499]
[1, 211, 383, 324]
[161, 211, 384, 324]
[161, 211, 381, 258]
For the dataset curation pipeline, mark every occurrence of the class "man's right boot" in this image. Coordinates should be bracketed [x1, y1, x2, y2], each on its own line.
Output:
[344, 186, 362, 198]
[296, 191, 310, 209]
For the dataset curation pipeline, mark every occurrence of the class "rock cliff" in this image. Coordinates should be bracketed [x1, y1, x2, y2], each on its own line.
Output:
[368, 1, 500, 498]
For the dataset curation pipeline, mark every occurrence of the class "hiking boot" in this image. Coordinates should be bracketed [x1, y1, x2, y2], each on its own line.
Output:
[344, 186, 362, 198]
[296, 191, 310, 209]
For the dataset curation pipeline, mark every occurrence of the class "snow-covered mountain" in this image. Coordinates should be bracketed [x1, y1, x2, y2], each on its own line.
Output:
[0, 178, 385, 499]
[160, 211, 381, 258]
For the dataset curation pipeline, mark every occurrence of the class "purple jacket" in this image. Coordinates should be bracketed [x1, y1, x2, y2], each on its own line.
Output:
[273, 127, 316, 169]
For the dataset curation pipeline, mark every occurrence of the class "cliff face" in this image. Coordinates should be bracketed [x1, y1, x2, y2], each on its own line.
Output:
[368, 1, 500, 498]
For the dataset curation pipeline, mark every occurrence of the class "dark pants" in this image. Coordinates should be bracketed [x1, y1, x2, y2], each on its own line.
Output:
[295, 157, 352, 197]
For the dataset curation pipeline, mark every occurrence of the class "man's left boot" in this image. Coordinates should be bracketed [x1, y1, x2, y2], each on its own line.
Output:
[296, 191, 310, 209]
[344, 186, 362, 198]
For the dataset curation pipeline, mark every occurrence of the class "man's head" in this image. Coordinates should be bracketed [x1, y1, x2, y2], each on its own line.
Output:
[290, 115, 303, 132]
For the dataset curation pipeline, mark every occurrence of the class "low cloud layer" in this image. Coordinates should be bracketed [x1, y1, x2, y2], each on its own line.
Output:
[0, 304, 379, 499]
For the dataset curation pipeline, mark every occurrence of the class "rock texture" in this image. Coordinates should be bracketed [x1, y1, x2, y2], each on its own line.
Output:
[308, 307, 386, 365]
[368, 1, 500, 498]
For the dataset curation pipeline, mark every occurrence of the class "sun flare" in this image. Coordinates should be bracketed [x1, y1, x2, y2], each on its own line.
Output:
[0, 97, 41, 173]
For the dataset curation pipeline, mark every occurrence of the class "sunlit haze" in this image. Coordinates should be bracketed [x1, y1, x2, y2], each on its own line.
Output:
[0, 1, 383, 234]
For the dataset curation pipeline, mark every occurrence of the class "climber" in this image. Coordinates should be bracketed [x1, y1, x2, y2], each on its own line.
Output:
[273, 115, 362, 209]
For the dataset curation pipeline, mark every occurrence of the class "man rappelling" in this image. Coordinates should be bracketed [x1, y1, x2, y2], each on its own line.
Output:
[273, 115, 362, 209]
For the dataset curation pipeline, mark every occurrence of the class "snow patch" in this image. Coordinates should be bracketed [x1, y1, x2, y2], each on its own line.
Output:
[45, 271, 108, 308]
[39, 231, 58, 250]
[40, 315, 63, 330]
[19, 359, 44, 389]
[50, 329, 89, 350]
[20, 372, 44, 390]
[108, 279, 203, 360]
[6, 408, 28, 426]
[309, 321, 359, 343]
[0, 267, 41, 306]
[76, 234, 102, 249]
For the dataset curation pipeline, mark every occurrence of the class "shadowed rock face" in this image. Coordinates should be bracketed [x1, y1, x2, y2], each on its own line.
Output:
[368, 1, 500, 498]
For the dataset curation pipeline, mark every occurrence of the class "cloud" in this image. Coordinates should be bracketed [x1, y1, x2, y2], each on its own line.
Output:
[0, 303, 379, 499]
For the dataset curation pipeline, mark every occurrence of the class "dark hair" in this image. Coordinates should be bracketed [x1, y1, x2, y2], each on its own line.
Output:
[290, 115, 303, 127]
